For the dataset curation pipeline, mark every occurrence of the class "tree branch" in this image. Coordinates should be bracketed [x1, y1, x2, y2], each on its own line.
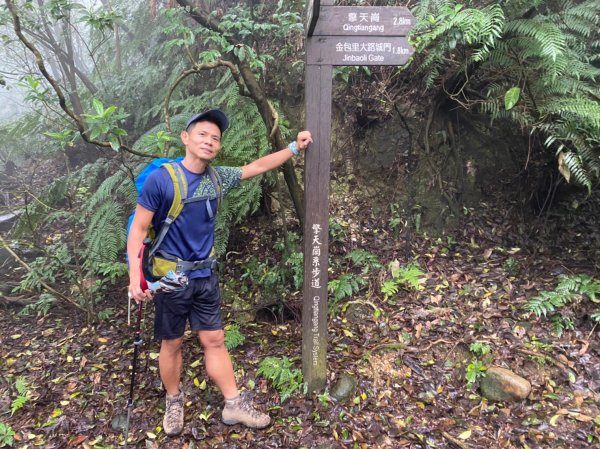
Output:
[0, 233, 84, 312]
[6, 0, 159, 159]
[164, 59, 242, 134]
[175, 0, 305, 222]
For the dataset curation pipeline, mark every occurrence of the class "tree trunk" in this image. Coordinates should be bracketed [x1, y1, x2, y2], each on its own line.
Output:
[60, 20, 84, 119]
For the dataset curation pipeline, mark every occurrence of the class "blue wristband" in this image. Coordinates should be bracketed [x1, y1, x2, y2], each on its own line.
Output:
[288, 141, 299, 156]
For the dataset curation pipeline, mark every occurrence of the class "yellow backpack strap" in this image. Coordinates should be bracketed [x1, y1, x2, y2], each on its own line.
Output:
[164, 162, 188, 218]
[148, 162, 188, 258]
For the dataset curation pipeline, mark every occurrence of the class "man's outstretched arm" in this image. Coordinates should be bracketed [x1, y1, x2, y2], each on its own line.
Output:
[240, 131, 313, 181]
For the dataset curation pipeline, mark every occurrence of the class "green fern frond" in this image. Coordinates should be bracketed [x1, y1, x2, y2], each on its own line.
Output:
[84, 167, 131, 213]
[524, 290, 577, 317]
[381, 280, 399, 299]
[556, 274, 600, 302]
[18, 292, 57, 317]
[413, 2, 505, 71]
[328, 273, 365, 304]
[525, 275, 600, 327]
[560, 152, 592, 191]
[550, 315, 574, 337]
[83, 201, 127, 271]
[224, 323, 245, 350]
[505, 20, 566, 62]
[541, 98, 600, 129]
[395, 263, 427, 291]
[483, 41, 513, 67]
[577, 145, 600, 177]
[256, 356, 304, 403]
[10, 396, 28, 416]
[554, 2, 599, 38]
[11, 376, 30, 415]
[15, 377, 28, 396]
[346, 249, 380, 269]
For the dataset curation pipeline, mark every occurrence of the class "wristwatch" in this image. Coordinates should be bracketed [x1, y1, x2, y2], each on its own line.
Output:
[288, 141, 299, 156]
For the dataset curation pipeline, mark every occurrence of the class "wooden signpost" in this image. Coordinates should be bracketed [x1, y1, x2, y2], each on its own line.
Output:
[302, 1, 415, 391]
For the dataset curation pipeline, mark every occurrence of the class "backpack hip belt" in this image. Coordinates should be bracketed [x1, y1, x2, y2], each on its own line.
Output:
[144, 244, 218, 280]
[157, 251, 218, 272]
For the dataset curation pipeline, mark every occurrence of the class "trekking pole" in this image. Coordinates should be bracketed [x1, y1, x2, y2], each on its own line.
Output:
[124, 295, 143, 449]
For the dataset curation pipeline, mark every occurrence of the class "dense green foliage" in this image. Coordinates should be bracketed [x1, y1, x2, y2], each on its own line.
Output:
[0, 0, 306, 319]
[0, 0, 598, 320]
[413, 0, 600, 191]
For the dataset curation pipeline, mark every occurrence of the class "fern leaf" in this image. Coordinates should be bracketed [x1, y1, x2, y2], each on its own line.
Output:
[11, 396, 28, 415]
[505, 20, 566, 63]
[560, 152, 592, 192]
[15, 377, 29, 396]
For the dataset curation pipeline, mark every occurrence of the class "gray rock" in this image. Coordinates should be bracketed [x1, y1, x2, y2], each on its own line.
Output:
[331, 372, 357, 402]
[345, 302, 372, 323]
[110, 414, 127, 431]
[480, 366, 531, 402]
[417, 391, 436, 405]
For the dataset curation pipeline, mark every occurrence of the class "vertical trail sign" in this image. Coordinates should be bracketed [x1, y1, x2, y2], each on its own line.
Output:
[302, 1, 414, 391]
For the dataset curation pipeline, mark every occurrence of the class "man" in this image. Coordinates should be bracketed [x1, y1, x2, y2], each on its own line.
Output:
[127, 109, 312, 436]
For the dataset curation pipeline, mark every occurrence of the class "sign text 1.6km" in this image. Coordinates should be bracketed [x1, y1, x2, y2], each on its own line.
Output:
[307, 36, 412, 66]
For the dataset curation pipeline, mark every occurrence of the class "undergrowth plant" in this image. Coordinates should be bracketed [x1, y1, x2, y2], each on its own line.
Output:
[328, 249, 381, 315]
[11, 377, 31, 416]
[381, 260, 427, 301]
[224, 324, 245, 350]
[466, 341, 493, 388]
[525, 274, 600, 336]
[328, 273, 366, 308]
[465, 359, 487, 388]
[469, 341, 491, 358]
[256, 356, 306, 403]
[0, 422, 15, 448]
[412, 0, 600, 191]
[9, 158, 128, 322]
[346, 249, 381, 274]
[240, 232, 303, 303]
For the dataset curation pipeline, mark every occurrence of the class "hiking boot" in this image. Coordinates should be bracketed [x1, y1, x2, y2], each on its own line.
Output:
[163, 390, 184, 436]
[222, 394, 271, 429]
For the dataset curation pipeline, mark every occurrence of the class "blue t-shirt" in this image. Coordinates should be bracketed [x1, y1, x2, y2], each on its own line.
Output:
[138, 163, 242, 278]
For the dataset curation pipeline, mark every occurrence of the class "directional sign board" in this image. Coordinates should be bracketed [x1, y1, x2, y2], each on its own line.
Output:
[303, 2, 415, 392]
[307, 36, 412, 66]
[307, 6, 415, 66]
[313, 6, 414, 36]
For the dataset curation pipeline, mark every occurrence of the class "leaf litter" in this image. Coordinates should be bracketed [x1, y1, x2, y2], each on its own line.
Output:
[1, 191, 599, 448]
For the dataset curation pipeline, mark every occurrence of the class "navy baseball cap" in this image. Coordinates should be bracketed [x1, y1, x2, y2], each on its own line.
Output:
[185, 109, 229, 134]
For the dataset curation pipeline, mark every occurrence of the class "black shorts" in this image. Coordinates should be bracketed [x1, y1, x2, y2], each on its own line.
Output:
[153, 273, 222, 341]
